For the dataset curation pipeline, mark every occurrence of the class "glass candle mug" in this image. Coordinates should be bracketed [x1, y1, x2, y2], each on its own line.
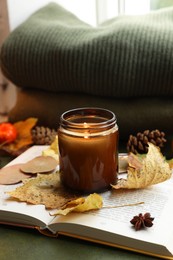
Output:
[58, 107, 119, 193]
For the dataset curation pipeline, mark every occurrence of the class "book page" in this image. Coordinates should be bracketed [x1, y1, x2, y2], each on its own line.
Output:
[0, 146, 55, 228]
[49, 175, 173, 256]
[1, 145, 173, 257]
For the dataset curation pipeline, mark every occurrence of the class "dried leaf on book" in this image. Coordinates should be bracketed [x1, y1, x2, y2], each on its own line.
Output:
[7, 172, 77, 209]
[128, 153, 143, 170]
[52, 193, 103, 216]
[20, 156, 58, 174]
[42, 136, 59, 162]
[112, 143, 172, 189]
[0, 164, 31, 185]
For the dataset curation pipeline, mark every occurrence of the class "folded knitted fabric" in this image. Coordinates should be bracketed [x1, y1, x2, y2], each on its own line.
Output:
[0, 3, 173, 98]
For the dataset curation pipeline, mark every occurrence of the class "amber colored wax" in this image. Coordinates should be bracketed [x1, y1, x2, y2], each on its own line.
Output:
[58, 129, 118, 193]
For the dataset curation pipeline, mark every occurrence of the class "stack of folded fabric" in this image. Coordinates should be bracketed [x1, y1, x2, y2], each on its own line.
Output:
[0, 3, 173, 151]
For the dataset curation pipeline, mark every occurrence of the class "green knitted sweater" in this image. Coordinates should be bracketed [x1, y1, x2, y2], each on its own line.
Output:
[0, 3, 173, 98]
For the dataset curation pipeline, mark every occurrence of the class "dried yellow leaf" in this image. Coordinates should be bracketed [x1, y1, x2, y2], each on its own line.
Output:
[112, 143, 172, 189]
[168, 158, 173, 169]
[52, 193, 103, 216]
[42, 136, 59, 162]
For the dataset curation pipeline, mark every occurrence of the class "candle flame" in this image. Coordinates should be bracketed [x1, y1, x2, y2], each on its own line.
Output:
[84, 122, 89, 138]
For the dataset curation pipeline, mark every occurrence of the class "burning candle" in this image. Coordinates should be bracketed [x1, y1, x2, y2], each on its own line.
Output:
[58, 107, 119, 193]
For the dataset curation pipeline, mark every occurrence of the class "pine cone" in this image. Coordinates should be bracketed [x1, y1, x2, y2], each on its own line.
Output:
[127, 129, 166, 154]
[31, 126, 57, 145]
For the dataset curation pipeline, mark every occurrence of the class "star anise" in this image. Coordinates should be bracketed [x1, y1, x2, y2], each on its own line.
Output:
[130, 213, 154, 231]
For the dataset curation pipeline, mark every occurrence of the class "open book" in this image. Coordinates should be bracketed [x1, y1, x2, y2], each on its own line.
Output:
[0, 146, 173, 259]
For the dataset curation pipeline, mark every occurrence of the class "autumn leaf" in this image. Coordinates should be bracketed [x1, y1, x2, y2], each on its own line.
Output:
[168, 158, 173, 170]
[7, 172, 77, 209]
[52, 193, 103, 216]
[42, 136, 59, 162]
[1, 118, 37, 155]
[13, 117, 38, 148]
[0, 163, 31, 185]
[128, 153, 143, 170]
[112, 143, 172, 189]
[20, 156, 58, 174]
